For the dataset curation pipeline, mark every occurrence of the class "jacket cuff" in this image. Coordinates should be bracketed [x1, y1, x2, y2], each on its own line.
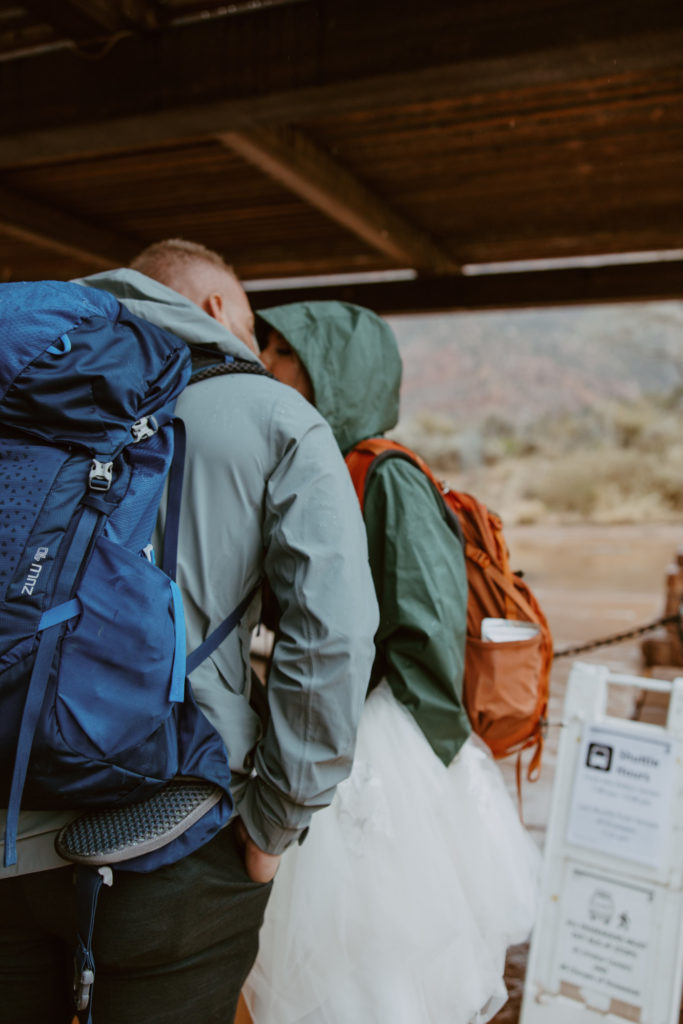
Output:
[235, 779, 310, 856]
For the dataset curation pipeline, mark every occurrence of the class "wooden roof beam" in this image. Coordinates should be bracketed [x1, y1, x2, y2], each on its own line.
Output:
[18, 1, 155, 40]
[247, 259, 683, 314]
[218, 124, 459, 275]
[0, 185, 138, 269]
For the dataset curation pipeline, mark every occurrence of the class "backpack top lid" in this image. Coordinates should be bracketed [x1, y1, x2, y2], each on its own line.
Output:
[0, 281, 120, 394]
[0, 280, 192, 455]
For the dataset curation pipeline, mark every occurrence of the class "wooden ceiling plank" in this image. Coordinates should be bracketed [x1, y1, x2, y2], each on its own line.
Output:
[217, 124, 458, 273]
[247, 260, 683, 314]
[0, 185, 138, 269]
[17, 0, 144, 39]
[0, 4, 682, 166]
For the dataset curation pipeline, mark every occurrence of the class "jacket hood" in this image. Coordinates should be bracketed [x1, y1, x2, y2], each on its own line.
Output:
[73, 268, 261, 364]
[256, 301, 402, 453]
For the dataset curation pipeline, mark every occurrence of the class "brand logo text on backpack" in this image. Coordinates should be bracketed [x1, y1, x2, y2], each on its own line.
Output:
[22, 546, 49, 595]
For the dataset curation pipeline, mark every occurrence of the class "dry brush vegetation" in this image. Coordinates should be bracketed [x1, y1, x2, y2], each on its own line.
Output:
[394, 390, 683, 526]
[390, 302, 683, 527]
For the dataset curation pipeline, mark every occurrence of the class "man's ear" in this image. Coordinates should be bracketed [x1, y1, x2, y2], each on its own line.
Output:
[203, 292, 225, 324]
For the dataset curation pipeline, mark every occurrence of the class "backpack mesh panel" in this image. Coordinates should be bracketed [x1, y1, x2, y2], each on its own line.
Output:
[0, 438, 54, 602]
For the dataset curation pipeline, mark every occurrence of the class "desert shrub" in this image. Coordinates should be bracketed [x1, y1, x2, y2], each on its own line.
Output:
[524, 447, 683, 521]
[604, 399, 661, 449]
[409, 411, 458, 436]
[480, 414, 539, 459]
[637, 410, 683, 453]
[662, 385, 683, 411]
[392, 415, 484, 471]
[524, 454, 601, 517]
[395, 390, 683, 522]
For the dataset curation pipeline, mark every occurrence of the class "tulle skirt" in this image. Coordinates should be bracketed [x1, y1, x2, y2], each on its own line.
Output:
[243, 681, 541, 1024]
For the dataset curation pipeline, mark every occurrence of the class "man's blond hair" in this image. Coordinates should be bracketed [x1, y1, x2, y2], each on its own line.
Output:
[130, 238, 256, 349]
[130, 239, 238, 295]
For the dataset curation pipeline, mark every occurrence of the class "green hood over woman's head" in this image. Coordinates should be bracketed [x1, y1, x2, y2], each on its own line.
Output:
[256, 300, 402, 454]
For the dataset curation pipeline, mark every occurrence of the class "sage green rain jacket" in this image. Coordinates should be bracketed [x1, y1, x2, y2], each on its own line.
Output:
[257, 301, 471, 765]
[1, 274, 378, 876]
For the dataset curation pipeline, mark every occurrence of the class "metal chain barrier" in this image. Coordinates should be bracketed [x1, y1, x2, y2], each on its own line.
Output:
[553, 610, 681, 659]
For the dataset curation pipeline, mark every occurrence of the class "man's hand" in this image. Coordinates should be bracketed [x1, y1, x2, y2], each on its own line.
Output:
[235, 819, 281, 883]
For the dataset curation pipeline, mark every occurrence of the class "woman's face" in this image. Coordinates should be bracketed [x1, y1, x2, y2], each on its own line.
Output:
[260, 329, 314, 403]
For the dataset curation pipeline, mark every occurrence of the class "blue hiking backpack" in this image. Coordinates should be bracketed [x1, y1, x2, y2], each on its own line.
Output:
[0, 277, 241, 859]
[0, 280, 260, 1016]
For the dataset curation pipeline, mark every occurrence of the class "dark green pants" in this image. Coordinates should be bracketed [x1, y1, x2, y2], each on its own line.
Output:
[0, 822, 272, 1024]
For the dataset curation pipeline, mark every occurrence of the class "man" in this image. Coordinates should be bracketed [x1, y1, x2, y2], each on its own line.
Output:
[0, 243, 378, 1023]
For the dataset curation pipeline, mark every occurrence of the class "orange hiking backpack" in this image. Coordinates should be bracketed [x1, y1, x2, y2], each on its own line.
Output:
[345, 437, 553, 784]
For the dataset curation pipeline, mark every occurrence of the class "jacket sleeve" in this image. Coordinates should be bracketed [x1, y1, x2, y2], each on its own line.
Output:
[237, 402, 379, 855]
[363, 457, 471, 766]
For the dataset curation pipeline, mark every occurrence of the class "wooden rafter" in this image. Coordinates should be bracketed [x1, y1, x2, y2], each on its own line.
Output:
[248, 260, 683, 314]
[0, 185, 137, 269]
[218, 125, 459, 274]
[18, 0, 155, 40]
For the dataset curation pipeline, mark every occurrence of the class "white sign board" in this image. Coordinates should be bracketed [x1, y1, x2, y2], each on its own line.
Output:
[566, 724, 675, 868]
[554, 866, 655, 1005]
[520, 664, 683, 1024]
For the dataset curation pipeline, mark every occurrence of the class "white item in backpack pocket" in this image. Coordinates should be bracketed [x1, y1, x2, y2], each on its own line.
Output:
[480, 618, 541, 643]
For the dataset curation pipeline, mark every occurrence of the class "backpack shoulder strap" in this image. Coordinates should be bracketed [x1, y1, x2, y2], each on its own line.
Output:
[345, 438, 464, 546]
[165, 355, 266, 675]
[188, 355, 272, 385]
[163, 355, 272, 575]
[345, 438, 429, 508]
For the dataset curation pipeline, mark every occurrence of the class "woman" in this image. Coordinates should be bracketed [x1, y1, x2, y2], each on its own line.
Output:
[244, 301, 541, 1024]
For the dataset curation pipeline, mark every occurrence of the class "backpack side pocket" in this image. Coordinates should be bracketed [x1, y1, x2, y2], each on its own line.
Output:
[52, 535, 183, 776]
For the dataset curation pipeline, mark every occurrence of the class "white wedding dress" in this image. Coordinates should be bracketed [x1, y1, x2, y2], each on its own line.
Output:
[243, 681, 541, 1024]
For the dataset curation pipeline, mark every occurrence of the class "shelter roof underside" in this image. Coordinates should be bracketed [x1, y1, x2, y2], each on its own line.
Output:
[0, 0, 682, 312]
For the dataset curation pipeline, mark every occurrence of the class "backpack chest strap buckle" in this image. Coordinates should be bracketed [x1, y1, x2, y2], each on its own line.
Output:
[89, 459, 113, 492]
[131, 415, 158, 442]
